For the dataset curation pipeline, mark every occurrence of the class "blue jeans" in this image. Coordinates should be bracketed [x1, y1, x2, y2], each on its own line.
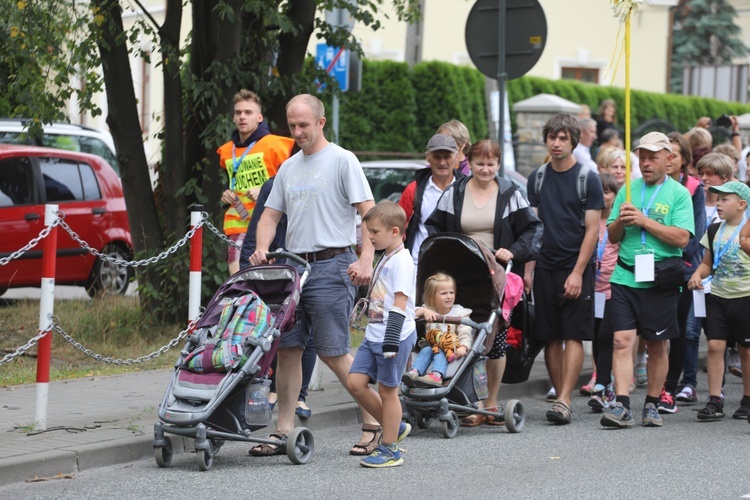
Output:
[680, 303, 701, 390]
[411, 346, 448, 376]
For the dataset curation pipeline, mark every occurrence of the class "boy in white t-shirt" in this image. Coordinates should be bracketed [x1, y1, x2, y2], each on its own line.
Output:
[347, 201, 417, 467]
[688, 182, 750, 422]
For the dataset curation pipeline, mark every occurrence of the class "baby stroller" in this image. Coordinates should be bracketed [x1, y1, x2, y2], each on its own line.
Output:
[400, 233, 533, 438]
[153, 251, 312, 470]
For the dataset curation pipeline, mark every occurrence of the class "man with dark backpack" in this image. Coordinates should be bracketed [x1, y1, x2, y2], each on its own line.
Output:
[527, 113, 605, 425]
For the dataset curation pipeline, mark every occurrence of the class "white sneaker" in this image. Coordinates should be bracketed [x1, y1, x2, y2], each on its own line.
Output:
[546, 387, 557, 402]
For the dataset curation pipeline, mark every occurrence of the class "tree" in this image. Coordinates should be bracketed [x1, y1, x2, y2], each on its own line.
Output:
[1, 0, 418, 321]
[670, 0, 748, 93]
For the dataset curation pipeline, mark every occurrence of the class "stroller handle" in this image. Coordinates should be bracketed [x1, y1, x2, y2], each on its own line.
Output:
[265, 250, 310, 270]
[425, 315, 483, 331]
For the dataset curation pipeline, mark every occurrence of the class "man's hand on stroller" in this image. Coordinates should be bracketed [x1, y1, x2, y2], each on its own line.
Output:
[249, 248, 271, 266]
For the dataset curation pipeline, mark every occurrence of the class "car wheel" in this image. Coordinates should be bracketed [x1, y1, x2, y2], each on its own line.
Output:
[86, 243, 133, 297]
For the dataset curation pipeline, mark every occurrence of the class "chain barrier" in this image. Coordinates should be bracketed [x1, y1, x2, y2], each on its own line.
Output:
[50, 315, 201, 365]
[203, 219, 242, 250]
[0, 215, 61, 267]
[0, 326, 53, 366]
[57, 213, 208, 268]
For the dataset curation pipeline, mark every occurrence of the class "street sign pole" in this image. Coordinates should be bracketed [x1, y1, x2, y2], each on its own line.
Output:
[497, 0, 507, 173]
[332, 94, 340, 143]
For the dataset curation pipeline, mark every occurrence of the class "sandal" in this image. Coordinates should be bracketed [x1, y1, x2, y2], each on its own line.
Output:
[249, 432, 286, 456]
[460, 413, 488, 427]
[546, 400, 572, 424]
[485, 406, 505, 426]
[349, 425, 382, 456]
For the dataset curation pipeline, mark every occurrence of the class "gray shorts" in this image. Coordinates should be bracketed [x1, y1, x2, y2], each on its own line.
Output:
[349, 332, 417, 387]
[278, 250, 356, 357]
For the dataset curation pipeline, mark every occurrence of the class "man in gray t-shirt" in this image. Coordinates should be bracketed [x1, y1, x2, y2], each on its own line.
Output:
[249, 94, 380, 456]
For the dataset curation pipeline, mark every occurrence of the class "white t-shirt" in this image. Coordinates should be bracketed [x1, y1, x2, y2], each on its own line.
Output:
[410, 176, 453, 265]
[266, 143, 373, 253]
[573, 143, 598, 174]
[365, 248, 416, 343]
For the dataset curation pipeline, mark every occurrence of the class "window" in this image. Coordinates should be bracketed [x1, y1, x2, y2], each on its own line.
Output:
[39, 158, 102, 202]
[561, 67, 599, 84]
[0, 157, 33, 207]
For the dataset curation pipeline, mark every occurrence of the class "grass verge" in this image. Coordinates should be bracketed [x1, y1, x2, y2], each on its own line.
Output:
[0, 295, 182, 386]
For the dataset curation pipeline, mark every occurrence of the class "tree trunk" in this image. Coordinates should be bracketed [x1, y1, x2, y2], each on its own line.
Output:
[92, 0, 164, 310]
[267, 0, 317, 130]
[160, 0, 186, 238]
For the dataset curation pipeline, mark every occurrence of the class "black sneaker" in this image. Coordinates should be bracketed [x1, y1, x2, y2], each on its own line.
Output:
[732, 396, 750, 420]
[657, 388, 677, 414]
[697, 400, 725, 421]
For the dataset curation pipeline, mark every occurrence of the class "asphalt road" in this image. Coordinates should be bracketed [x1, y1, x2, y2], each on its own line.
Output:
[2, 372, 748, 500]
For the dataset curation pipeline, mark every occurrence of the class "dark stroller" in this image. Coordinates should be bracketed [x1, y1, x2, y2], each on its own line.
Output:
[153, 251, 313, 470]
[400, 233, 539, 438]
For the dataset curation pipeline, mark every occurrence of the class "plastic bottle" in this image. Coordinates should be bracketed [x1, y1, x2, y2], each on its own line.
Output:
[246, 381, 271, 425]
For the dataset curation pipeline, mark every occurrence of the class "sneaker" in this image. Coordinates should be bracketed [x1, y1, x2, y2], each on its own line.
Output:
[579, 372, 597, 396]
[415, 372, 442, 387]
[727, 347, 742, 377]
[635, 362, 647, 387]
[732, 396, 750, 420]
[657, 388, 677, 414]
[396, 421, 412, 443]
[545, 400, 572, 424]
[600, 402, 634, 428]
[587, 384, 615, 413]
[675, 386, 697, 403]
[359, 444, 403, 468]
[642, 402, 663, 427]
[545, 387, 557, 402]
[697, 400, 725, 421]
[401, 369, 419, 388]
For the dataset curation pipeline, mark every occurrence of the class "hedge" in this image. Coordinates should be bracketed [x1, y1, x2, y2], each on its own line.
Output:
[328, 62, 750, 154]
[506, 76, 750, 134]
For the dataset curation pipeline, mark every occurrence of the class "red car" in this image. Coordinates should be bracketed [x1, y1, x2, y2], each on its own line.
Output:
[0, 145, 133, 297]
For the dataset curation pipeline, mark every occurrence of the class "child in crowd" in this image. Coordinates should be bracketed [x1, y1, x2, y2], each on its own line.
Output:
[687, 182, 750, 421]
[586, 173, 620, 411]
[401, 273, 473, 388]
[347, 200, 417, 468]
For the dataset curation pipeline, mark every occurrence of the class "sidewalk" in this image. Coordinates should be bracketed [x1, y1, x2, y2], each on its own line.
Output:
[0, 348, 579, 486]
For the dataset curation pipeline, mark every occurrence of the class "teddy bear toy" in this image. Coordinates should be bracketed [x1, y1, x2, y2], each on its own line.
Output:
[423, 328, 460, 362]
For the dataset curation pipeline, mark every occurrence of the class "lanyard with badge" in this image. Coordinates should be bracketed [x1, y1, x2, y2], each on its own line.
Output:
[634, 177, 666, 282]
[694, 217, 745, 316]
[230, 142, 256, 191]
[594, 229, 608, 318]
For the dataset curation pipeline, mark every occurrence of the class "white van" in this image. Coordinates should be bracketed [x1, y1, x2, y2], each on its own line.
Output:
[0, 119, 119, 174]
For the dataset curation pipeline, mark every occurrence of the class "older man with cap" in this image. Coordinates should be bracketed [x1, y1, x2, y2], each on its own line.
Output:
[399, 134, 466, 266]
[601, 131, 695, 429]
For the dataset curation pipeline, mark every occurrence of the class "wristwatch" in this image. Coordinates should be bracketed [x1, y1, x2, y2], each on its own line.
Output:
[732, 131, 740, 137]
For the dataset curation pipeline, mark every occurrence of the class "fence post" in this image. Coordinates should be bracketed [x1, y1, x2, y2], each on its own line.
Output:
[188, 205, 204, 322]
[35, 204, 58, 431]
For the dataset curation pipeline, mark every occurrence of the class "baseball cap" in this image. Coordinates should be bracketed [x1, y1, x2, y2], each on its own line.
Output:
[634, 132, 672, 153]
[709, 181, 750, 204]
[425, 134, 458, 153]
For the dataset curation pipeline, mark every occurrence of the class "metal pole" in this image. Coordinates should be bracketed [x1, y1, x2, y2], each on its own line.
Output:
[332, 93, 340, 144]
[188, 205, 203, 322]
[35, 204, 58, 431]
[497, 0, 507, 175]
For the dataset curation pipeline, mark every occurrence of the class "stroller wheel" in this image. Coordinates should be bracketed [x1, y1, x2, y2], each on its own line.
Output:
[440, 411, 459, 439]
[504, 399, 525, 433]
[286, 427, 315, 465]
[196, 441, 214, 471]
[154, 437, 173, 468]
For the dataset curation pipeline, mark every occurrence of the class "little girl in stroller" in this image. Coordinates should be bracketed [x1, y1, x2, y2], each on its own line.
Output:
[402, 272, 473, 388]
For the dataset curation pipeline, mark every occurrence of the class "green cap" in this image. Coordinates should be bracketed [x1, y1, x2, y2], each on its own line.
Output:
[708, 181, 750, 204]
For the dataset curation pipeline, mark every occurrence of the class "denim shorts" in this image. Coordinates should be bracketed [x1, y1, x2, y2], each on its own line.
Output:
[349, 332, 417, 387]
[278, 250, 356, 357]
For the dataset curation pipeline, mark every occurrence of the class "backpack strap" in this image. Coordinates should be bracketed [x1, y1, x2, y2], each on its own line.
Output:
[576, 164, 589, 227]
[534, 163, 548, 198]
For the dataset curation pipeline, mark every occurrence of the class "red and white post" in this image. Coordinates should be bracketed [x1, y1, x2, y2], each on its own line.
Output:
[188, 206, 203, 322]
[35, 204, 58, 431]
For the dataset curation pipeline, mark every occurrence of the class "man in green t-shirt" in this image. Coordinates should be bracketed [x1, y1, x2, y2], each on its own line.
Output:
[601, 132, 694, 429]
